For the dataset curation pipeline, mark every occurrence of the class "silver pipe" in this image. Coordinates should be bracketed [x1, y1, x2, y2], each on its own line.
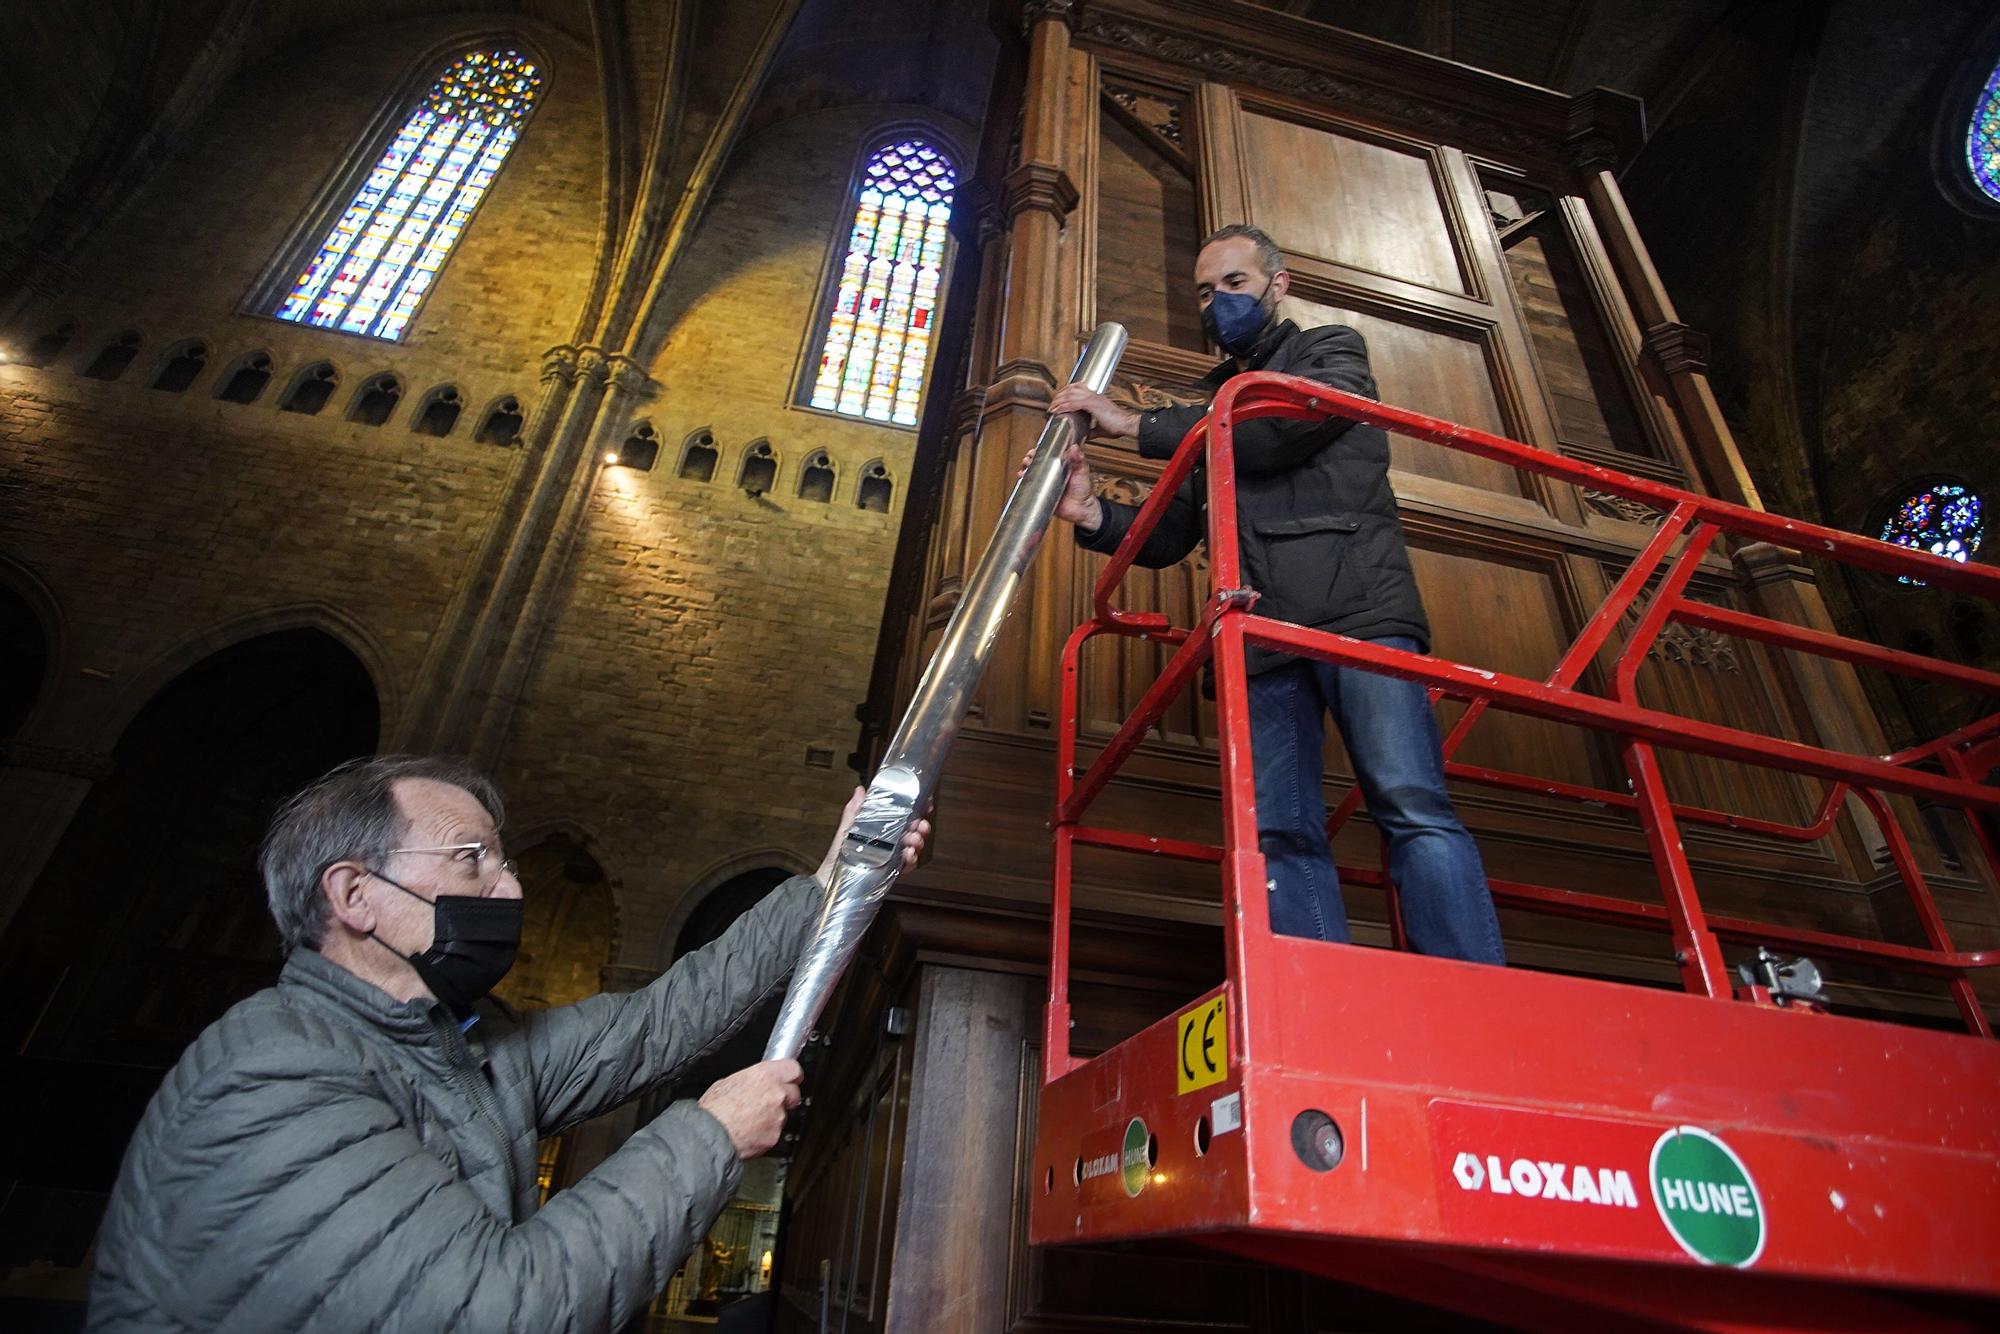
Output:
[765, 323, 1130, 1061]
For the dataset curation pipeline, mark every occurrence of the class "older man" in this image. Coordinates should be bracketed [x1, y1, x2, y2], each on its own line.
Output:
[1043, 223, 1504, 965]
[87, 754, 924, 1331]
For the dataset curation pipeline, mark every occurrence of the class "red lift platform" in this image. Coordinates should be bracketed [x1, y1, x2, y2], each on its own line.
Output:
[1028, 373, 2000, 1331]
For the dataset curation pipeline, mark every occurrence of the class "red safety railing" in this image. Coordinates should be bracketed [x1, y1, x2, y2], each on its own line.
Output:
[1046, 372, 2000, 1076]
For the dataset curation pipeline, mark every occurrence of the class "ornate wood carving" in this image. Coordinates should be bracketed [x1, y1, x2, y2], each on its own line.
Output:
[1081, 10, 1554, 160]
[1581, 489, 1667, 525]
[1104, 82, 1184, 145]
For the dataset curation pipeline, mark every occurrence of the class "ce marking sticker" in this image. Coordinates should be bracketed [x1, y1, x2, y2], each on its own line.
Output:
[1176, 995, 1227, 1094]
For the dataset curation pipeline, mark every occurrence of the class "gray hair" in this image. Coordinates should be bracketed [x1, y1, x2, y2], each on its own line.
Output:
[259, 754, 504, 953]
[1200, 223, 1286, 279]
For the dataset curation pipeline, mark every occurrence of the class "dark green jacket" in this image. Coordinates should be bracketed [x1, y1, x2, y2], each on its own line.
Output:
[87, 875, 822, 1333]
[1078, 320, 1430, 671]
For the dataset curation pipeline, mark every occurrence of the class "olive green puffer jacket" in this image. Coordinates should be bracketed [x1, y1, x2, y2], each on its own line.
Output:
[87, 875, 821, 1333]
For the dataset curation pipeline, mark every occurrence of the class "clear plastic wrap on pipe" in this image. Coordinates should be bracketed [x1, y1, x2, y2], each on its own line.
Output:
[763, 323, 1130, 1062]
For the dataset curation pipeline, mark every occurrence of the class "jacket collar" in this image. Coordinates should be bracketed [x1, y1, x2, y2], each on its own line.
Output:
[1198, 318, 1299, 390]
[280, 944, 449, 1039]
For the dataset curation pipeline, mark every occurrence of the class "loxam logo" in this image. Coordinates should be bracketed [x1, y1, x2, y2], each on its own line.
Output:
[1452, 1152, 1641, 1208]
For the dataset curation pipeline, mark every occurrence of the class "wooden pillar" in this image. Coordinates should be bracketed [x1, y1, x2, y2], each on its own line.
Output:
[1581, 168, 1766, 511]
[1733, 541, 1890, 872]
[882, 964, 1035, 1334]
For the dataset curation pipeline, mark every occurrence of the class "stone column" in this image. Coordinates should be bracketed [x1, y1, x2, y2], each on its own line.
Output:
[960, 1, 1083, 733]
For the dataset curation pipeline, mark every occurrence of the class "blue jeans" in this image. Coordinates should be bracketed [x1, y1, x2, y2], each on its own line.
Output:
[1246, 637, 1505, 964]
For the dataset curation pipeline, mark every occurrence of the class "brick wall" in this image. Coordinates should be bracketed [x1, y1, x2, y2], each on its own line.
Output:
[2, 65, 961, 976]
[495, 107, 948, 965]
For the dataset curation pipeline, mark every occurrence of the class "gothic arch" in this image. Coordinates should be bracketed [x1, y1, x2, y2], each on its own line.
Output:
[656, 845, 813, 971]
[491, 821, 622, 1012]
[0, 555, 64, 741]
[0, 625, 381, 1073]
[790, 113, 970, 425]
[94, 602, 397, 751]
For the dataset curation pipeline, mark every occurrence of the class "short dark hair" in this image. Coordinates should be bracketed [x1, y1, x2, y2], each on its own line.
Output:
[1200, 224, 1286, 278]
[259, 754, 504, 953]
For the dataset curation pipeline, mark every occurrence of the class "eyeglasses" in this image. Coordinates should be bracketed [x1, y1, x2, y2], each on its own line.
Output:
[388, 841, 519, 883]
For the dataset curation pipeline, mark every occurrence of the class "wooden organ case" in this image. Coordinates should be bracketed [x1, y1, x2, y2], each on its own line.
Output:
[772, 4, 1998, 1330]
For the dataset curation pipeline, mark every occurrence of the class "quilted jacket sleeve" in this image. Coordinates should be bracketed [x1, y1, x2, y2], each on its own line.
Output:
[521, 874, 823, 1133]
[90, 1042, 742, 1333]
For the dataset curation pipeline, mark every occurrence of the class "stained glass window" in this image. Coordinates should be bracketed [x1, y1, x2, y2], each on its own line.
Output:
[1970, 61, 2000, 204]
[1879, 481, 1985, 586]
[275, 49, 542, 340]
[808, 139, 955, 427]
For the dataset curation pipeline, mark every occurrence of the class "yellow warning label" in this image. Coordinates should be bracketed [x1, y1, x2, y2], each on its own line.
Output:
[1176, 995, 1227, 1094]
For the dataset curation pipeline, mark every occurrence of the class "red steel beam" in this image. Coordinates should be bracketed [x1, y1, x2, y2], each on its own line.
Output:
[1241, 618, 2000, 811]
[1675, 600, 2000, 697]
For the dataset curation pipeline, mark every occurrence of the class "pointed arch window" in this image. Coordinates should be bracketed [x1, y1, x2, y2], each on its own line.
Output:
[806, 138, 955, 427]
[273, 49, 543, 340]
[1971, 60, 2000, 203]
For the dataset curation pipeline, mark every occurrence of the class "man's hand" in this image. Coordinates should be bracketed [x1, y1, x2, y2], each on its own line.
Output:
[817, 786, 932, 889]
[698, 1060, 804, 1160]
[1017, 442, 1103, 533]
[1049, 383, 1140, 440]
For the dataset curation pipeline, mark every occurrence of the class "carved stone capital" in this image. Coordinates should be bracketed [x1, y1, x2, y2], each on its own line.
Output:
[1642, 321, 1711, 378]
[1001, 161, 1080, 223]
[602, 353, 651, 395]
[540, 344, 582, 384]
[1020, 0, 1080, 34]
[0, 740, 114, 780]
[575, 347, 612, 384]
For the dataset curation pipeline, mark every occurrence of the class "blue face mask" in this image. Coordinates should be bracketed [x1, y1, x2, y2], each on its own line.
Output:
[1201, 282, 1275, 358]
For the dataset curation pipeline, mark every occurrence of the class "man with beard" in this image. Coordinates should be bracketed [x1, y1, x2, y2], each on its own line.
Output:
[1042, 224, 1504, 966]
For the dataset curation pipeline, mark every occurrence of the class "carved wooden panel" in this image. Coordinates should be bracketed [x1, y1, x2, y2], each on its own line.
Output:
[1095, 85, 1204, 351]
[1618, 581, 1817, 827]
[1284, 294, 1519, 494]
[1071, 470, 1216, 750]
[1485, 182, 1659, 465]
[1237, 112, 1468, 295]
[1404, 542, 1601, 787]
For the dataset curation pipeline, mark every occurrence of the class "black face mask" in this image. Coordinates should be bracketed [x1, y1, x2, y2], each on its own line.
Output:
[367, 871, 521, 1015]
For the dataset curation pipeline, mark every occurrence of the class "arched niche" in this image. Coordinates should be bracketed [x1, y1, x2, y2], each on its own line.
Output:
[0, 627, 379, 1271]
[490, 830, 618, 1012]
[0, 627, 381, 1067]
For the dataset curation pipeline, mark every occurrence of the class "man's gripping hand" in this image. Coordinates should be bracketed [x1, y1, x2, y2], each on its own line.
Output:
[818, 786, 930, 890]
[1049, 383, 1139, 440]
[1016, 442, 1103, 534]
[698, 1060, 804, 1160]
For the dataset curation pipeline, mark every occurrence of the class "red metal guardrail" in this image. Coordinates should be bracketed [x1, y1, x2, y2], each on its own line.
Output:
[1045, 371, 2000, 1075]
